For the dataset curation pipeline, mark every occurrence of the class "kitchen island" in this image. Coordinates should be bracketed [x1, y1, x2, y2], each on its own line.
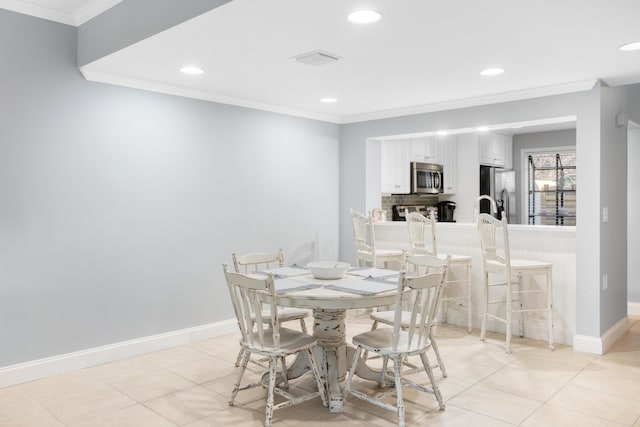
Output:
[374, 221, 576, 346]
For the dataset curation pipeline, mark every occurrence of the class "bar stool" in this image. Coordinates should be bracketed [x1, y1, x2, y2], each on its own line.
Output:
[406, 211, 473, 332]
[350, 209, 403, 268]
[476, 212, 554, 354]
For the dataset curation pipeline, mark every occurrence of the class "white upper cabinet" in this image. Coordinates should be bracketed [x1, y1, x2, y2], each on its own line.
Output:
[479, 132, 511, 167]
[410, 136, 441, 164]
[380, 139, 411, 194]
[439, 135, 457, 194]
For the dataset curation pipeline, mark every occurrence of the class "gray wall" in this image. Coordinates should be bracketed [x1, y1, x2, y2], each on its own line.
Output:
[0, 10, 340, 367]
[512, 129, 577, 223]
[629, 128, 640, 303]
[611, 85, 640, 308]
[599, 86, 629, 333]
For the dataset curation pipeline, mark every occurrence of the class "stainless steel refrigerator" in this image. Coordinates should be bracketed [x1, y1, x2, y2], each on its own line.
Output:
[479, 165, 516, 223]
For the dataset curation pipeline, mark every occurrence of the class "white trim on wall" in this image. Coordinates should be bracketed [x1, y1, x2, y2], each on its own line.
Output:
[80, 68, 342, 124]
[0, 0, 121, 26]
[74, 0, 122, 25]
[573, 316, 630, 355]
[79, 66, 596, 125]
[342, 80, 597, 124]
[629, 302, 640, 316]
[0, 319, 237, 389]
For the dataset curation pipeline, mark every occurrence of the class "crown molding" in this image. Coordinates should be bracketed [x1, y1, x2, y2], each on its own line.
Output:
[80, 68, 343, 123]
[79, 66, 598, 125]
[340, 79, 599, 124]
[0, 0, 120, 26]
[0, 0, 74, 25]
[74, 0, 121, 25]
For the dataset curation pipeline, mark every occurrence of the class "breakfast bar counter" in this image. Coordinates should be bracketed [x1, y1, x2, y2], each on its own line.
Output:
[374, 221, 576, 345]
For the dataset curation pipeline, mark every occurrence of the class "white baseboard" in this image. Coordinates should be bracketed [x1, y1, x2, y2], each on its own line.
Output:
[0, 319, 237, 389]
[628, 302, 640, 316]
[573, 316, 630, 355]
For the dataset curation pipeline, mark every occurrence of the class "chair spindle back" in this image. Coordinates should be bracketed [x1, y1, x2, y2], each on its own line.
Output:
[232, 249, 284, 274]
[406, 211, 437, 256]
[223, 264, 281, 351]
[391, 254, 448, 352]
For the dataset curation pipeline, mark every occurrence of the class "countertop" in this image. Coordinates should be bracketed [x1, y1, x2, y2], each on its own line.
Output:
[374, 221, 576, 233]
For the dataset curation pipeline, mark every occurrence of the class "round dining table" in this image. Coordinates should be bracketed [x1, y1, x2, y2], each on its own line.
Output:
[269, 267, 401, 413]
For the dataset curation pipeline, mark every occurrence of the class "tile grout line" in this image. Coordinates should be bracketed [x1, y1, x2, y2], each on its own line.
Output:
[16, 384, 68, 427]
[520, 349, 640, 426]
[514, 354, 588, 426]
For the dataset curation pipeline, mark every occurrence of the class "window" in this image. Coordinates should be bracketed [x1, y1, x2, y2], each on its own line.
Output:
[527, 150, 576, 225]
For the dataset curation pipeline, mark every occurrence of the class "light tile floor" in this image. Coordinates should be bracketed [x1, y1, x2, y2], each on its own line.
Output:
[2, 315, 640, 426]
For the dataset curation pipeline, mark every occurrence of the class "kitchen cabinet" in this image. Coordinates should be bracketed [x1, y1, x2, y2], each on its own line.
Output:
[479, 132, 509, 167]
[410, 136, 441, 164]
[380, 139, 411, 194]
[439, 135, 457, 194]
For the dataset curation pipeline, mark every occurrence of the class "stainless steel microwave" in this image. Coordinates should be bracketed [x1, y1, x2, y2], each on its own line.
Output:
[411, 162, 443, 194]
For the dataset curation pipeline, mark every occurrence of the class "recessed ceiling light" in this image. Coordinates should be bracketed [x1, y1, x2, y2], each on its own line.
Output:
[180, 66, 204, 75]
[348, 10, 381, 24]
[477, 126, 490, 132]
[320, 97, 338, 103]
[619, 41, 640, 51]
[437, 130, 448, 136]
[480, 68, 505, 76]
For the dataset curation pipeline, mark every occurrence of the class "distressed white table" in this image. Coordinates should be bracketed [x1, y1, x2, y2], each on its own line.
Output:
[272, 268, 400, 413]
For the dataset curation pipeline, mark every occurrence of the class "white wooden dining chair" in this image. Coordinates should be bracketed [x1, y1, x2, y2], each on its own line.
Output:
[231, 250, 310, 367]
[476, 213, 554, 353]
[406, 211, 473, 332]
[343, 254, 448, 427]
[365, 253, 451, 377]
[223, 264, 327, 426]
[350, 209, 403, 268]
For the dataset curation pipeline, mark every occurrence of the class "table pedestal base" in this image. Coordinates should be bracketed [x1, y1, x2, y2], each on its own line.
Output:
[277, 308, 391, 413]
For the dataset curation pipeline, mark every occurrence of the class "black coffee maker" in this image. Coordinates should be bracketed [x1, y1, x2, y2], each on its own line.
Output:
[436, 201, 456, 222]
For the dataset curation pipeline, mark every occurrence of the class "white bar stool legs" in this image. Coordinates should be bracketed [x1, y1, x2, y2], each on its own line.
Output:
[441, 257, 473, 333]
[479, 265, 554, 354]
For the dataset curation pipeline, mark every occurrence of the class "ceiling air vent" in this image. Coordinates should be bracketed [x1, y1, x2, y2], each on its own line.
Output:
[292, 50, 341, 66]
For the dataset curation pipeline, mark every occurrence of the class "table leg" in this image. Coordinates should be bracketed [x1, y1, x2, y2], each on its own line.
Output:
[313, 308, 347, 413]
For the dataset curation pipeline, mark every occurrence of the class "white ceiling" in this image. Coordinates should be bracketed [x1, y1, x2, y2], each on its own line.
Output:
[6, 0, 640, 125]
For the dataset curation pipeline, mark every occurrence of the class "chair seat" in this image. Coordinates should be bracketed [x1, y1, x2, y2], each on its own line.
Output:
[352, 328, 431, 356]
[446, 253, 472, 264]
[370, 310, 421, 327]
[370, 311, 439, 330]
[243, 327, 317, 355]
[486, 259, 552, 275]
[258, 307, 309, 323]
[376, 249, 404, 258]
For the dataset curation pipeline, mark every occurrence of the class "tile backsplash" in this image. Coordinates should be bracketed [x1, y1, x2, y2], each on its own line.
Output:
[380, 194, 438, 220]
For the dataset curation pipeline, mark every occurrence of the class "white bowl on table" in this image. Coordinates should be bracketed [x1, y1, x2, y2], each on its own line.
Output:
[306, 261, 350, 280]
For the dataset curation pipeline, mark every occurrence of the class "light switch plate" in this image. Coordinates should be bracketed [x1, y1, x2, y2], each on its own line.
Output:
[603, 274, 608, 290]
[603, 207, 609, 223]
